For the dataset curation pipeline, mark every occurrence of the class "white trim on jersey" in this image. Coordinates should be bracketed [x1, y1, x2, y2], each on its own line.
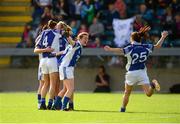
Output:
[60, 44, 81, 67]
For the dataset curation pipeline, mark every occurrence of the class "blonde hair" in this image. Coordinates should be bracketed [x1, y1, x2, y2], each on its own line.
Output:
[77, 32, 89, 40]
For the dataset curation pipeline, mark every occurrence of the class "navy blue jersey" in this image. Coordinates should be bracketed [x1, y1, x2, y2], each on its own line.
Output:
[36, 29, 62, 58]
[59, 41, 82, 67]
[57, 35, 69, 62]
[123, 42, 154, 71]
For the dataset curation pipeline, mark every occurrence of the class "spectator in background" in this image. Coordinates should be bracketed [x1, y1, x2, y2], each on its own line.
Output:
[74, 0, 83, 20]
[78, 23, 88, 34]
[114, 0, 127, 19]
[87, 37, 102, 48]
[70, 20, 78, 37]
[41, 6, 54, 26]
[162, 7, 173, 40]
[94, 65, 111, 93]
[36, 0, 52, 7]
[81, 0, 95, 25]
[104, 3, 120, 30]
[89, 17, 104, 40]
[172, 13, 180, 40]
[16, 24, 33, 48]
[53, 0, 69, 20]
[138, 3, 153, 25]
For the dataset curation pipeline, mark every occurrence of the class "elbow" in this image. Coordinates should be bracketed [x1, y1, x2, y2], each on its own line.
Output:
[34, 49, 39, 54]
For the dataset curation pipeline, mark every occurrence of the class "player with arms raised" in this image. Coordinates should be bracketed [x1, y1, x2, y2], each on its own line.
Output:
[104, 26, 168, 112]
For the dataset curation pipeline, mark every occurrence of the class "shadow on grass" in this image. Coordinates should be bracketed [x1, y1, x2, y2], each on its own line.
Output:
[74, 109, 180, 115]
[74, 109, 119, 113]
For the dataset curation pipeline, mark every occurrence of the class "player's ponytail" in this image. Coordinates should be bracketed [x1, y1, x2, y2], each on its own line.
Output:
[131, 26, 150, 43]
[48, 20, 57, 29]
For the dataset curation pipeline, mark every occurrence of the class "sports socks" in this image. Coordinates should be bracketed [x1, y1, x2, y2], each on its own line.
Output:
[69, 101, 74, 110]
[62, 96, 70, 110]
[120, 107, 126, 112]
[37, 94, 41, 104]
[54, 96, 62, 109]
[41, 98, 46, 105]
[47, 99, 53, 109]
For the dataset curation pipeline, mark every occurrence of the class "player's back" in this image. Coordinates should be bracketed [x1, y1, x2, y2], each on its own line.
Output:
[123, 42, 153, 71]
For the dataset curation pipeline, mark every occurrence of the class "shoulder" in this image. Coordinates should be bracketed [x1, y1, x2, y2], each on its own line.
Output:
[123, 44, 133, 55]
[142, 44, 154, 52]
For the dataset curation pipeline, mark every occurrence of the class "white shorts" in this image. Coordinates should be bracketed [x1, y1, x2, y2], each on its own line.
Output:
[40, 57, 58, 74]
[59, 66, 74, 80]
[125, 69, 150, 86]
[38, 65, 43, 80]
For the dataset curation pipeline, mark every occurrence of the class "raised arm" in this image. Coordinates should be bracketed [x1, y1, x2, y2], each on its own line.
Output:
[104, 45, 123, 54]
[154, 31, 168, 49]
[67, 36, 75, 46]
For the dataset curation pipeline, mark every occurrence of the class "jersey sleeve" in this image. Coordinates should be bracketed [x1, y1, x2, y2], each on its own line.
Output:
[145, 44, 154, 53]
[35, 34, 42, 48]
[123, 45, 132, 55]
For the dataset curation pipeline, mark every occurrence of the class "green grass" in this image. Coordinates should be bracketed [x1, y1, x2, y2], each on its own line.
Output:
[0, 92, 180, 123]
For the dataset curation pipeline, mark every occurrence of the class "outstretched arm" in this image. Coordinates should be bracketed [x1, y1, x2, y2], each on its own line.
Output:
[154, 31, 168, 49]
[104, 45, 123, 54]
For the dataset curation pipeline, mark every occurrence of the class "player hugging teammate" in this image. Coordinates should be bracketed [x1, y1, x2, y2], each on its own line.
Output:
[34, 20, 89, 111]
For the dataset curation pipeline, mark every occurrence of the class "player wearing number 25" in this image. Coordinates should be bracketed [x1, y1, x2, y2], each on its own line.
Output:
[104, 26, 168, 112]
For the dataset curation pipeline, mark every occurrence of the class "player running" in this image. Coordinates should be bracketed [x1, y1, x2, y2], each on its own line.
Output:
[104, 26, 168, 112]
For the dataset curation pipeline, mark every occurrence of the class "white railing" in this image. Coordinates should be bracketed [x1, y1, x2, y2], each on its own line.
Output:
[0, 48, 180, 56]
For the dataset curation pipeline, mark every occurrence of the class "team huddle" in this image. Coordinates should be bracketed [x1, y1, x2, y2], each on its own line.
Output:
[34, 20, 168, 112]
[34, 20, 89, 111]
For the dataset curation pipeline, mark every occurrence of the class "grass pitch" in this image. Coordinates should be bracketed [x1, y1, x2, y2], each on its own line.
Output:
[0, 92, 180, 123]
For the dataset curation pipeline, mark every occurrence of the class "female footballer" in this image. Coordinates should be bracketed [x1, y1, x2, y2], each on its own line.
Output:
[104, 26, 168, 112]
[34, 21, 65, 110]
[35, 21, 57, 109]
[52, 32, 89, 111]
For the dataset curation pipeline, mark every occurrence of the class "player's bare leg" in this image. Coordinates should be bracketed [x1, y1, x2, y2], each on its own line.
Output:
[62, 79, 74, 110]
[39, 74, 50, 110]
[37, 80, 44, 108]
[142, 79, 160, 97]
[52, 82, 67, 110]
[47, 72, 58, 109]
[121, 83, 133, 112]
[68, 93, 74, 110]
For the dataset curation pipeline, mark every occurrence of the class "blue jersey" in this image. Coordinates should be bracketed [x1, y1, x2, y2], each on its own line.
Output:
[123, 42, 154, 71]
[36, 29, 62, 58]
[59, 41, 82, 67]
[57, 35, 69, 62]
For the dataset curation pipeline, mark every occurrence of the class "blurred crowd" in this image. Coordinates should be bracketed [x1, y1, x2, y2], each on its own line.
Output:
[16, 0, 180, 48]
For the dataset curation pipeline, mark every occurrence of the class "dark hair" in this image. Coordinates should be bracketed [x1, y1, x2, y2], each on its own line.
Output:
[99, 65, 106, 73]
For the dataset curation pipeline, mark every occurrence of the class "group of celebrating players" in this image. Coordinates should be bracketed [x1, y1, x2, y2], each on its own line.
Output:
[34, 20, 89, 111]
[34, 19, 168, 112]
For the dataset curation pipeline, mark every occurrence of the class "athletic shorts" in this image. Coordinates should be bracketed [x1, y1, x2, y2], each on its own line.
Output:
[125, 69, 150, 86]
[40, 57, 58, 74]
[59, 66, 74, 80]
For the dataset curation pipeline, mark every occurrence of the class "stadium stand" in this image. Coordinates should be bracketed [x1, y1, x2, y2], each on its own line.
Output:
[0, 0, 32, 47]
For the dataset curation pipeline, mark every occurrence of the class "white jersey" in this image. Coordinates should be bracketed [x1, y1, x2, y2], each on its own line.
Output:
[59, 41, 82, 67]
